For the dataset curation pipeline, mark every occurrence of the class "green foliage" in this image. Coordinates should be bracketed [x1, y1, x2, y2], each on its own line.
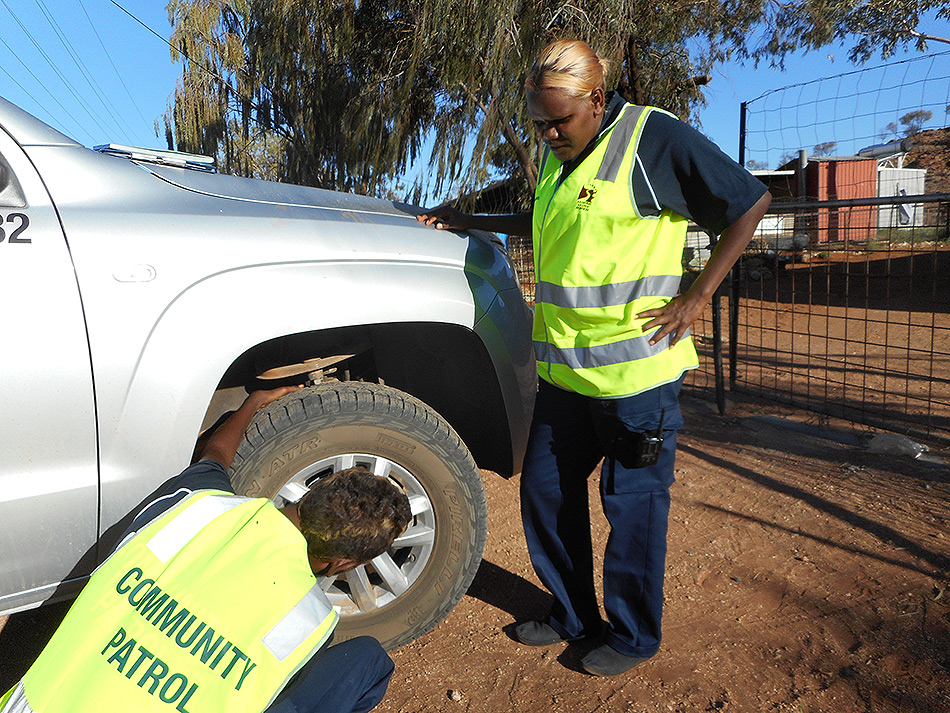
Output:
[900, 109, 934, 135]
[165, 0, 761, 199]
[744, 0, 950, 66]
[876, 225, 950, 244]
[165, 0, 442, 195]
[880, 109, 935, 139]
[164, 0, 947, 201]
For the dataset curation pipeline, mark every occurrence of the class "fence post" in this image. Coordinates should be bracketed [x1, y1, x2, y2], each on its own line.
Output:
[729, 103, 749, 391]
[712, 277, 726, 415]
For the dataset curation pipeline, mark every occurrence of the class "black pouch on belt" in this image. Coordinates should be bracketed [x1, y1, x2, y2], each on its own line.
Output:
[613, 409, 665, 469]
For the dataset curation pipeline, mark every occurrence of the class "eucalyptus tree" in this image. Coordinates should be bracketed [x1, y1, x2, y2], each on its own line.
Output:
[165, 0, 441, 195]
[749, 0, 949, 65]
[165, 0, 757, 200]
[164, 0, 946, 203]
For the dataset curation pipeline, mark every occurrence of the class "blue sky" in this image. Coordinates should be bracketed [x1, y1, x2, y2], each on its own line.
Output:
[0, 1, 178, 149]
[1, 2, 947, 181]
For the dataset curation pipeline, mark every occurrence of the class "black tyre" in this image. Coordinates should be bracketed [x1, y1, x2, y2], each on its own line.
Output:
[229, 382, 487, 650]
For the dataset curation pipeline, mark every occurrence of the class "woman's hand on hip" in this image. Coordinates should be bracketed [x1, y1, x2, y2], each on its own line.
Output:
[637, 293, 707, 348]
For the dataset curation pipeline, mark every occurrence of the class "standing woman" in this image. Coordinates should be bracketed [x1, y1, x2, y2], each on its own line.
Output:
[419, 39, 770, 676]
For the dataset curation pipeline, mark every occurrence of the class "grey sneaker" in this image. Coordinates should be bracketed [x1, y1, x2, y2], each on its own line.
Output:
[513, 621, 570, 646]
[581, 644, 653, 676]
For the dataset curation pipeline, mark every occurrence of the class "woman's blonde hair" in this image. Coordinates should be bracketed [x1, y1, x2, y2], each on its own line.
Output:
[524, 39, 609, 97]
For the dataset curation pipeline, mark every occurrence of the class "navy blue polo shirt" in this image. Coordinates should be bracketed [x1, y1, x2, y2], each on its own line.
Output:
[560, 92, 767, 235]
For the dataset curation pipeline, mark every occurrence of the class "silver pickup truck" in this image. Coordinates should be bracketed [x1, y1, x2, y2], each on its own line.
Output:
[0, 95, 535, 649]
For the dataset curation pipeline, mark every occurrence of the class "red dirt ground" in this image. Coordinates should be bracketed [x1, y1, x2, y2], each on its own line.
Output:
[376, 393, 950, 713]
[1, 394, 947, 712]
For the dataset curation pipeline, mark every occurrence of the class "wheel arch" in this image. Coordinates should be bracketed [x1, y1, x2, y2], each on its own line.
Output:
[203, 321, 516, 476]
[99, 261, 496, 533]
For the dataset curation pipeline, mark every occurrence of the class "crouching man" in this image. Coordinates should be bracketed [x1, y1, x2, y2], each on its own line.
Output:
[2, 386, 411, 713]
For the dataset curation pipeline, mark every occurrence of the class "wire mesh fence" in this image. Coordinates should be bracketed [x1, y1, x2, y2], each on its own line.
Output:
[719, 197, 949, 444]
[729, 49, 950, 445]
[739, 50, 950, 181]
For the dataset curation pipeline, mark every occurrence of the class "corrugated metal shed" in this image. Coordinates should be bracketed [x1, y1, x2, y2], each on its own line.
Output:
[806, 157, 878, 244]
[878, 167, 927, 228]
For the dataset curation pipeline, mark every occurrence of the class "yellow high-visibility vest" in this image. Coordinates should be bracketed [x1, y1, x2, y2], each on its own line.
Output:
[532, 102, 699, 398]
[2, 490, 338, 713]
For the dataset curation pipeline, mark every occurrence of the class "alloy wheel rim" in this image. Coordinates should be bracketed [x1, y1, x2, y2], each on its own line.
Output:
[272, 452, 436, 617]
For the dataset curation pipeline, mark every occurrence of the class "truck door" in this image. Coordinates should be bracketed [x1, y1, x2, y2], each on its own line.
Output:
[0, 128, 98, 613]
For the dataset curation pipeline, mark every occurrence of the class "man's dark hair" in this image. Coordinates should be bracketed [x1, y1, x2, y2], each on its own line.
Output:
[297, 466, 412, 563]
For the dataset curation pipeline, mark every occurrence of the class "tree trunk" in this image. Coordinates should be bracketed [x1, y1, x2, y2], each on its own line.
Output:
[617, 35, 645, 105]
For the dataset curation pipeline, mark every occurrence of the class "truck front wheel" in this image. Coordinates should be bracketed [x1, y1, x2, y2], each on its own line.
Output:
[229, 382, 487, 650]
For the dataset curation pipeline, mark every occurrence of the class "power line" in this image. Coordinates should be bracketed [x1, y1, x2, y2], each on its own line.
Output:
[0, 61, 95, 144]
[77, 0, 151, 129]
[0, 34, 96, 144]
[0, 0, 114, 139]
[108, 0, 292, 139]
[33, 0, 134, 142]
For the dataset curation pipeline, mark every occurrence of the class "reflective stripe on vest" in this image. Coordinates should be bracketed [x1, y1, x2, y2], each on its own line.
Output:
[263, 583, 335, 662]
[535, 274, 682, 309]
[147, 494, 249, 562]
[0, 683, 32, 713]
[532, 102, 699, 398]
[9, 490, 338, 713]
[594, 105, 642, 183]
[533, 324, 691, 371]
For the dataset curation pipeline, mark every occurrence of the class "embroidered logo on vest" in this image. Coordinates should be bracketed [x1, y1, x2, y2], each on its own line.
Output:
[576, 185, 597, 211]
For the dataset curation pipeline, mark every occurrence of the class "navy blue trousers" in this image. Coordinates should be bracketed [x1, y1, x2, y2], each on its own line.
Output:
[520, 377, 683, 658]
[265, 637, 394, 713]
